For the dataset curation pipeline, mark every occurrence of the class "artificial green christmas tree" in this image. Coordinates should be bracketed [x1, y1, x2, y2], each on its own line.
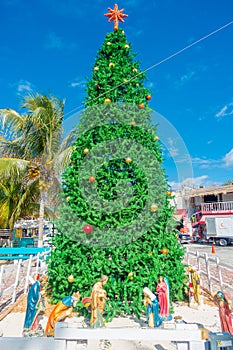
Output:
[48, 5, 185, 320]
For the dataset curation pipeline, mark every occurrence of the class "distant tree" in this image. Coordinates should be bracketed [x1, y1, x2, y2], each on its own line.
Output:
[0, 158, 39, 229]
[223, 180, 233, 186]
[0, 94, 72, 245]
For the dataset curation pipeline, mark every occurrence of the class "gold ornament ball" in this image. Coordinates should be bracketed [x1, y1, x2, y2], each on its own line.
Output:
[89, 176, 96, 183]
[148, 252, 153, 256]
[84, 148, 89, 155]
[94, 66, 99, 71]
[138, 103, 145, 109]
[166, 191, 172, 196]
[130, 121, 136, 126]
[154, 136, 159, 141]
[68, 274, 74, 283]
[109, 62, 115, 68]
[128, 272, 134, 280]
[136, 83, 139, 87]
[107, 41, 111, 45]
[124, 44, 130, 49]
[122, 30, 125, 34]
[104, 98, 111, 104]
[125, 157, 132, 163]
[150, 203, 158, 212]
[133, 68, 138, 73]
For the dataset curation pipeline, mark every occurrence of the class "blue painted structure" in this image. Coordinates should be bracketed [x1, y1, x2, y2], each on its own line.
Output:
[0, 247, 51, 260]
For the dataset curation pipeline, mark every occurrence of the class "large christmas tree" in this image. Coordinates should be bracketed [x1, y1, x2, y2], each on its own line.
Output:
[48, 5, 185, 320]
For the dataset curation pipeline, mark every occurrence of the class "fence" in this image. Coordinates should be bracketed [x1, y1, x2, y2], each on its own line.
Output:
[185, 247, 233, 297]
[0, 248, 50, 312]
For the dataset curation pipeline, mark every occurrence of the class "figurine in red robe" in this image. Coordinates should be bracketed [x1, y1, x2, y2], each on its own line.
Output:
[214, 291, 233, 335]
[156, 276, 172, 320]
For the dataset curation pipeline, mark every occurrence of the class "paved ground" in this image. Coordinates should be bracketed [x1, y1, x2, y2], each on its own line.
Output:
[185, 242, 233, 269]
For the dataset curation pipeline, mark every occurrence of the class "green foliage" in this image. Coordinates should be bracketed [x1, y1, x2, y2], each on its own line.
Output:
[0, 94, 72, 236]
[0, 158, 39, 229]
[48, 28, 186, 319]
[85, 29, 151, 107]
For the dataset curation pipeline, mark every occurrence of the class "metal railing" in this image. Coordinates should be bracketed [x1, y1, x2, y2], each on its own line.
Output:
[185, 248, 233, 295]
[201, 201, 233, 213]
[0, 250, 50, 312]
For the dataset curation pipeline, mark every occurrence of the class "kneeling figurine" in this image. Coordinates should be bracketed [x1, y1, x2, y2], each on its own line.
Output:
[143, 287, 162, 327]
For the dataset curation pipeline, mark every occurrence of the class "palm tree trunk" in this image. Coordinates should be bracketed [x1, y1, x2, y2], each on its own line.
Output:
[38, 192, 45, 247]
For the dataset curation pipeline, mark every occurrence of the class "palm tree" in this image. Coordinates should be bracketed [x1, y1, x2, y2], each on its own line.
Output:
[0, 158, 39, 229]
[0, 93, 73, 246]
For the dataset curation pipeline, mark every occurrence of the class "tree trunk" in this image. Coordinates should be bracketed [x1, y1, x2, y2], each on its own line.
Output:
[38, 192, 45, 247]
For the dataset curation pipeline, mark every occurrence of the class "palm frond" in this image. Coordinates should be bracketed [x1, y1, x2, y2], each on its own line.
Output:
[0, 158, 29, 179]
[0, 108, 25, 137]
[54, 147, 72, 172]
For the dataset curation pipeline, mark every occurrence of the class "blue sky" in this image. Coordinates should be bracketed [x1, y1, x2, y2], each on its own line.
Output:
[1, 0, 233, 189]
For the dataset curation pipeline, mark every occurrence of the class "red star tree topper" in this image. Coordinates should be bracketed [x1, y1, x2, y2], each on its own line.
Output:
[104, 4, 128, 30]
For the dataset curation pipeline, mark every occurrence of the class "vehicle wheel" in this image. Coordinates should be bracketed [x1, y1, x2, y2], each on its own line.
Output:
[218, 238, 228, 246]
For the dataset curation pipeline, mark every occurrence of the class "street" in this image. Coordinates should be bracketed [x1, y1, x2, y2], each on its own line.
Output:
[184, 242, 233, 269]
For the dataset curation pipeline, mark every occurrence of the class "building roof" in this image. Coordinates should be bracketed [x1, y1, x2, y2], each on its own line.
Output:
[183, 184, 233, 198]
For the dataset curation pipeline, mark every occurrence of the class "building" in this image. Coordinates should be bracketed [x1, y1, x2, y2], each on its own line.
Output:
[175, 184, 233, 239]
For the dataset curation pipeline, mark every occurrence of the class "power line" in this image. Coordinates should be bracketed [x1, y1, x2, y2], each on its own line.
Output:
[64, 19, 233, 119]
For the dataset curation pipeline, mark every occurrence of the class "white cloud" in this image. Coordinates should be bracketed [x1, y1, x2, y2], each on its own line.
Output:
[166, 137, 179, 157]
[44, 32, 76, 50]
[215, 103, 233, 118]
[183, 175, 208, 188]
[190, 152, 233, 169]
[180, 71, 196, 83]
[175, 65, 207, 88]
[14, 80, 34, 96]
[69, 78, 86, 89]
[169, 175, 209, 190]
[174, 70, 196, 88]
[223, 149, 233, 167]
[191, 157, 221, 169]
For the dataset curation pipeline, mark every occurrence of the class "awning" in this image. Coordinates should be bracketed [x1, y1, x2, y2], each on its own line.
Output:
[192, 215, 233, 226]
